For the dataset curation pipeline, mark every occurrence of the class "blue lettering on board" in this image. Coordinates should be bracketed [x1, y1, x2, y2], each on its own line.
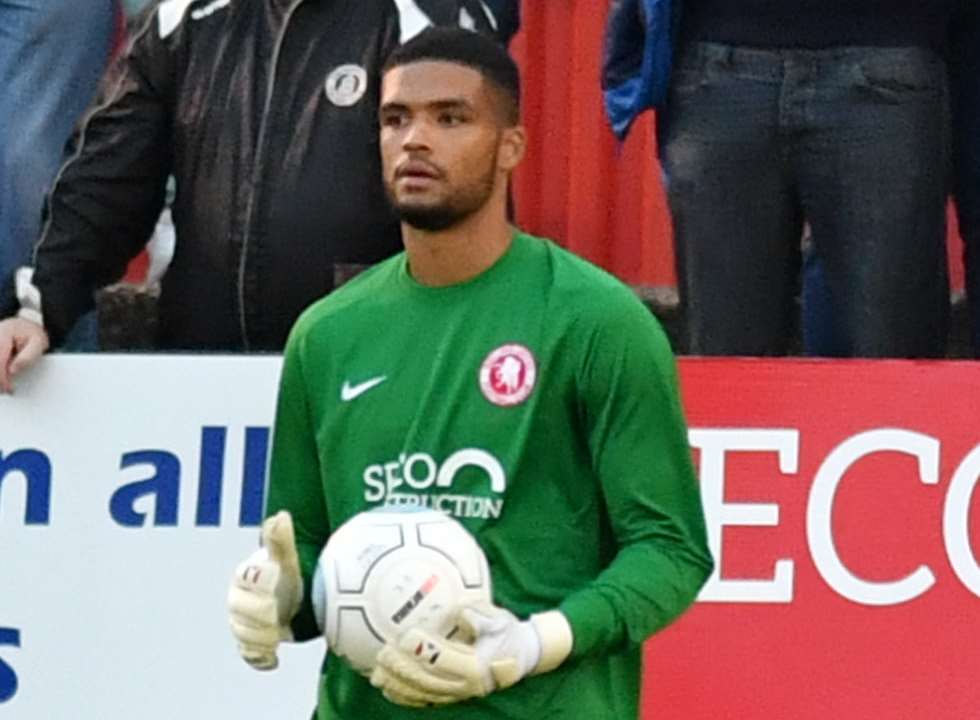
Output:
[0, 627, 20, 703]
[110, 451, 181, 527]
[0, 450, 51, 524]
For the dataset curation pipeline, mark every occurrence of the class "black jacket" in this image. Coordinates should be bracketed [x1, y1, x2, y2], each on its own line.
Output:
[28, 0, 496, 350]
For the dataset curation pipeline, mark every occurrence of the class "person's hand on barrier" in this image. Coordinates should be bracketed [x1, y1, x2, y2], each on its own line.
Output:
[227, 511, 304, 670]
[371, 603, 573, 707]
[0, 317, 50, 394]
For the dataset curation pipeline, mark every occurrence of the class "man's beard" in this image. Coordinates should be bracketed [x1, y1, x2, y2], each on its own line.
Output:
[387, 154, 497, 232]
[396, 203, 474, 232]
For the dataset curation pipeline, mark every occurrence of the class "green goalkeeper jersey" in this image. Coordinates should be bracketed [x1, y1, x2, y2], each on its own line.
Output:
[266, 231, 713, 719]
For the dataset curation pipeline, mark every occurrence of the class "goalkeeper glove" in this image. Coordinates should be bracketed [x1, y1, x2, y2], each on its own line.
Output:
[370, 603, 573, 707]
[227, 511, 303, 670]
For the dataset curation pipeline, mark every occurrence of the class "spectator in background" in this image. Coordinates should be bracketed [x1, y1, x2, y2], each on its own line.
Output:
[950, 1, 980, 356]
[798, 1, 979, 359]
[0, 0, 116, 346]
[0, 0, 502, 393]
[606, 0, 957, 358]
[663, 1, 958, 357]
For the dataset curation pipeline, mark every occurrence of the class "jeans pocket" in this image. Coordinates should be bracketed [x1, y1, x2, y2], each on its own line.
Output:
[669, 64, 711, 96]
[854, 52, 944, 98]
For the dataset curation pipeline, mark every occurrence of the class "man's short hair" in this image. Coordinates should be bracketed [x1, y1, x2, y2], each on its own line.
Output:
[382, 27, 521, 124]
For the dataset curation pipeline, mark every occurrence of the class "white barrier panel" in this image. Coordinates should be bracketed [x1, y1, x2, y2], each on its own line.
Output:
[0, 355, 323, 719]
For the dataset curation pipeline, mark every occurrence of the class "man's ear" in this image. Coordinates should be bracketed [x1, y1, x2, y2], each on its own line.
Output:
[498, 125, 527, 172]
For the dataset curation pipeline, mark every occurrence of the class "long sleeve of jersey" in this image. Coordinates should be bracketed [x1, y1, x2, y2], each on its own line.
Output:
[30, 7, 174, 346]
[264, 325, 331, 641]
[559, 299, 713, 658]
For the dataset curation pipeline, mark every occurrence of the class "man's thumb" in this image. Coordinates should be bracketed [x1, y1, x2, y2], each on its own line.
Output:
[262, 511, 299, 571]
[9, 331, 48, 376]
[459, 605, 499, 639]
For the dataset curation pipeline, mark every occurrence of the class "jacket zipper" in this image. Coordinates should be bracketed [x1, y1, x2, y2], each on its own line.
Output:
[236, 0, 306, 351]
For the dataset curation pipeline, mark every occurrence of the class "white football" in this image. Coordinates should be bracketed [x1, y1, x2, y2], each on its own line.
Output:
[314, 506, 492, 674]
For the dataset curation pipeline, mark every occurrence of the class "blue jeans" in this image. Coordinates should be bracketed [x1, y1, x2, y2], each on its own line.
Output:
[662, 43, 950, 357]
[0, 0, 114, 347]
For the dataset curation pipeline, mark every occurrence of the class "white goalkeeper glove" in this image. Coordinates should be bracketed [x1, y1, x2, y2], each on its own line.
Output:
[370, 603, 573, 707]
[227, 511, 303, 670]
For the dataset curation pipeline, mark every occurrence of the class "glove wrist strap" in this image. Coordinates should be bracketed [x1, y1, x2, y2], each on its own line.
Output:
[528, 610, 573, 675]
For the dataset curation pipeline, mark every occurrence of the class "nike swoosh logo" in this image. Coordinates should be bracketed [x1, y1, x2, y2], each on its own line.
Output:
[341, 376, 387, 402]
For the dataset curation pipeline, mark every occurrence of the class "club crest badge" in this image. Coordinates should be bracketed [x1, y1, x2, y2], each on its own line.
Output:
[479, 344, 537, 407]
[325, 64, 368, 107]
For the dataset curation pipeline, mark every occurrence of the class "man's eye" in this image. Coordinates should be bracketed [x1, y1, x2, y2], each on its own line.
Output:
[439, 113, 465, 126]
[382, 114, 405, 128]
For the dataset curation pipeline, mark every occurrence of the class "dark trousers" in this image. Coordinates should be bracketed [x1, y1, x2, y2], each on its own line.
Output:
[662, 42, 950, 357]
[950, 4, 980, 357]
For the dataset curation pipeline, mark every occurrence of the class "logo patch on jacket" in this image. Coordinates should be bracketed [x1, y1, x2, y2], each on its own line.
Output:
[325, 64, 368, 107]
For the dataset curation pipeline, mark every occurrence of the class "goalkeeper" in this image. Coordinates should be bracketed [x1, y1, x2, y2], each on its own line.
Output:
[227, 27, 713, 719]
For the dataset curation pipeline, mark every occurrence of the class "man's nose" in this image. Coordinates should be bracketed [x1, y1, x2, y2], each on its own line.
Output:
[402, 118, 432, 150]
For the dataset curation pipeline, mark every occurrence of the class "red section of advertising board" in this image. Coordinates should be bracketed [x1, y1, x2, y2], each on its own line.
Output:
[642, 359, 980, 719]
